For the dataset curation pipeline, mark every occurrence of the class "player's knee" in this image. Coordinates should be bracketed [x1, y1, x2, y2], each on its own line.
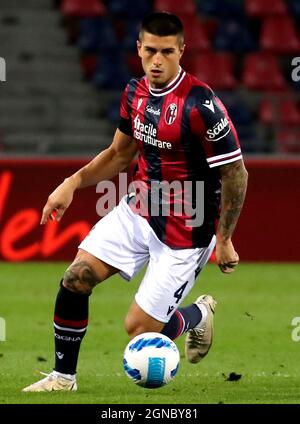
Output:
[63, 261, 100, 295]
[124, 314, 138, 338]
[124, 315, 163, 340]
[125, 321, 146, 339]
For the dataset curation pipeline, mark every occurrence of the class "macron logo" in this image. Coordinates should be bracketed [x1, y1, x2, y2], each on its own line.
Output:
[56, 352, 64, 360]
[202, 99, 215, 113]
[137, 99, 143, 110]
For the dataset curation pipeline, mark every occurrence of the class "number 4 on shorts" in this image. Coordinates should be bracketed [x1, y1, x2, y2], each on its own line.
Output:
[174, 281, 188, 304]
[167, 281, 189, 315]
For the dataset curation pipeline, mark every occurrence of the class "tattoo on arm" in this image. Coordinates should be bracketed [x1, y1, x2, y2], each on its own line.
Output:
[217, 159, 248, 241]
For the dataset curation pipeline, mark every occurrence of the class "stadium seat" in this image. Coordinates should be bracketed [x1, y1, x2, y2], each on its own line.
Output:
[93, 51, 130, 90]
[126, 53, 144, 78]
[218, 93, 261, 152]
[221, 94, 253, 126]
[260, 96, 300, 126]
[289, 0, 300, 16]
[259, 98, 274, 126]
[122, 20, 141, 52]
[154, 0, 197, 17]
[260, 16, 300, 54]
[198, 0, 244, 18]
[279, 99, 300, 126]
[197, 0, 220, 17]
[235, 125, 263, 153]
[245, 0, 288, 17]
[277, 128, 300, 153]
[181, 52, 195, 74]
[78, 17, 118, 53]
[202, 18, 219, 43]
[293, 80, 300, 92]
[106, 0, 151, 19]
[125, 0, 151, 19]
[182, 16, 211, 52]
[80, 53, 98, 79]
[214, 19, 256, 53]
[104, 0, 128, 16]
[107, 93, 122, 124]
[61, 0, 106, 17]
[242, 53, 287, 91]
[191, 53, 237, 90]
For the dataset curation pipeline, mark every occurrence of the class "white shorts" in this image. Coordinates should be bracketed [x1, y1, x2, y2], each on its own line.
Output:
[79, 195, 216, 323]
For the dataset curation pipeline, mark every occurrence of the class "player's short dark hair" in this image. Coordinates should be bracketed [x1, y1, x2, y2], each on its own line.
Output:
[139, 12, 184, 45]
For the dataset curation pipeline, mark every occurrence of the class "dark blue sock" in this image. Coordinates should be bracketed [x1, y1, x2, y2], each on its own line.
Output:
[161, 304, 202, 340]
[53, 282, 89, 375]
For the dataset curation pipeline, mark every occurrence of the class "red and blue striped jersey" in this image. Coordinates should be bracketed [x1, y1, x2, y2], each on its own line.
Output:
[118, 68, 242, 249]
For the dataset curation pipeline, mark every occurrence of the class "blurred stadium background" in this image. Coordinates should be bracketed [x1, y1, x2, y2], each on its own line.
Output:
[1, 0, 300, 405]
[0, 0, 299, 262]
[1, 0, 300, 155]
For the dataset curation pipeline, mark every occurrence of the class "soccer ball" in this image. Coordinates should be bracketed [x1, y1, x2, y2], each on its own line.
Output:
[123, 332, 180, 388]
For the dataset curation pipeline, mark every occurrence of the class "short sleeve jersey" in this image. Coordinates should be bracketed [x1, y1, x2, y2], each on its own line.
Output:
[118, 68, 242, 249]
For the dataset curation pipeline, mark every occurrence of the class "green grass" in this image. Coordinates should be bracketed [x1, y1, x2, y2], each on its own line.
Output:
[0, 262, 300, 404]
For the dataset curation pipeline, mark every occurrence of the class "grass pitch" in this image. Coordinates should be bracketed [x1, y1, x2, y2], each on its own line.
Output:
[0, 262, 299, 404]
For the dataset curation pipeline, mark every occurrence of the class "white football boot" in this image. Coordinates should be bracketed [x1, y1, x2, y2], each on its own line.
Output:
[22, 371, 77, 392]
[185, 294, 217, 363]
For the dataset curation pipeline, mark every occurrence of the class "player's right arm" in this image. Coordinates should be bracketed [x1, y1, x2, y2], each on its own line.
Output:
[40, 129, 137, 224]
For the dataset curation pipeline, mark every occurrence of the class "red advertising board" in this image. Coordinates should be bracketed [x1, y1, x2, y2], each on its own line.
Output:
[234, 159, 300, 262]
[0, 158, 299, 262]
[0, 159, 95, 261]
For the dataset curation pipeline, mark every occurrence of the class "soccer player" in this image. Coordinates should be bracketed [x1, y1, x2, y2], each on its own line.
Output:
[23, 12, 248, 392]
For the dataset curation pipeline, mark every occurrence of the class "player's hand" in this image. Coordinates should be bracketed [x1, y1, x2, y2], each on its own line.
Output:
[215, 238, 239, 274]
[40, 179, 76, 224]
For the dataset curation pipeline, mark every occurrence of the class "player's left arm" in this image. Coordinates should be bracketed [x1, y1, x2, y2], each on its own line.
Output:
[190, 85, 248, 273]
[216, 159, 248, 273]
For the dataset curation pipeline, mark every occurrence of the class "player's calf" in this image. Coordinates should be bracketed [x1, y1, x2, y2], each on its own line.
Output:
[124, 302, 164, 339]
[53, 280, 90, 375]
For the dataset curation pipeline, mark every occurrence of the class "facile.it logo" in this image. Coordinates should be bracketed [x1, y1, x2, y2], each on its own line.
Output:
[0, 57, 6, 82]
[133, 114, 172, 149]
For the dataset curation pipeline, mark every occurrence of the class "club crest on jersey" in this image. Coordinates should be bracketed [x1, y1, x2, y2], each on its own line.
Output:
[165, 103, 177, 125]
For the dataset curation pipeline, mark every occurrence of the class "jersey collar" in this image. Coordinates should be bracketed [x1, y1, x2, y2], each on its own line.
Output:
[148, 67, 186, 97]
